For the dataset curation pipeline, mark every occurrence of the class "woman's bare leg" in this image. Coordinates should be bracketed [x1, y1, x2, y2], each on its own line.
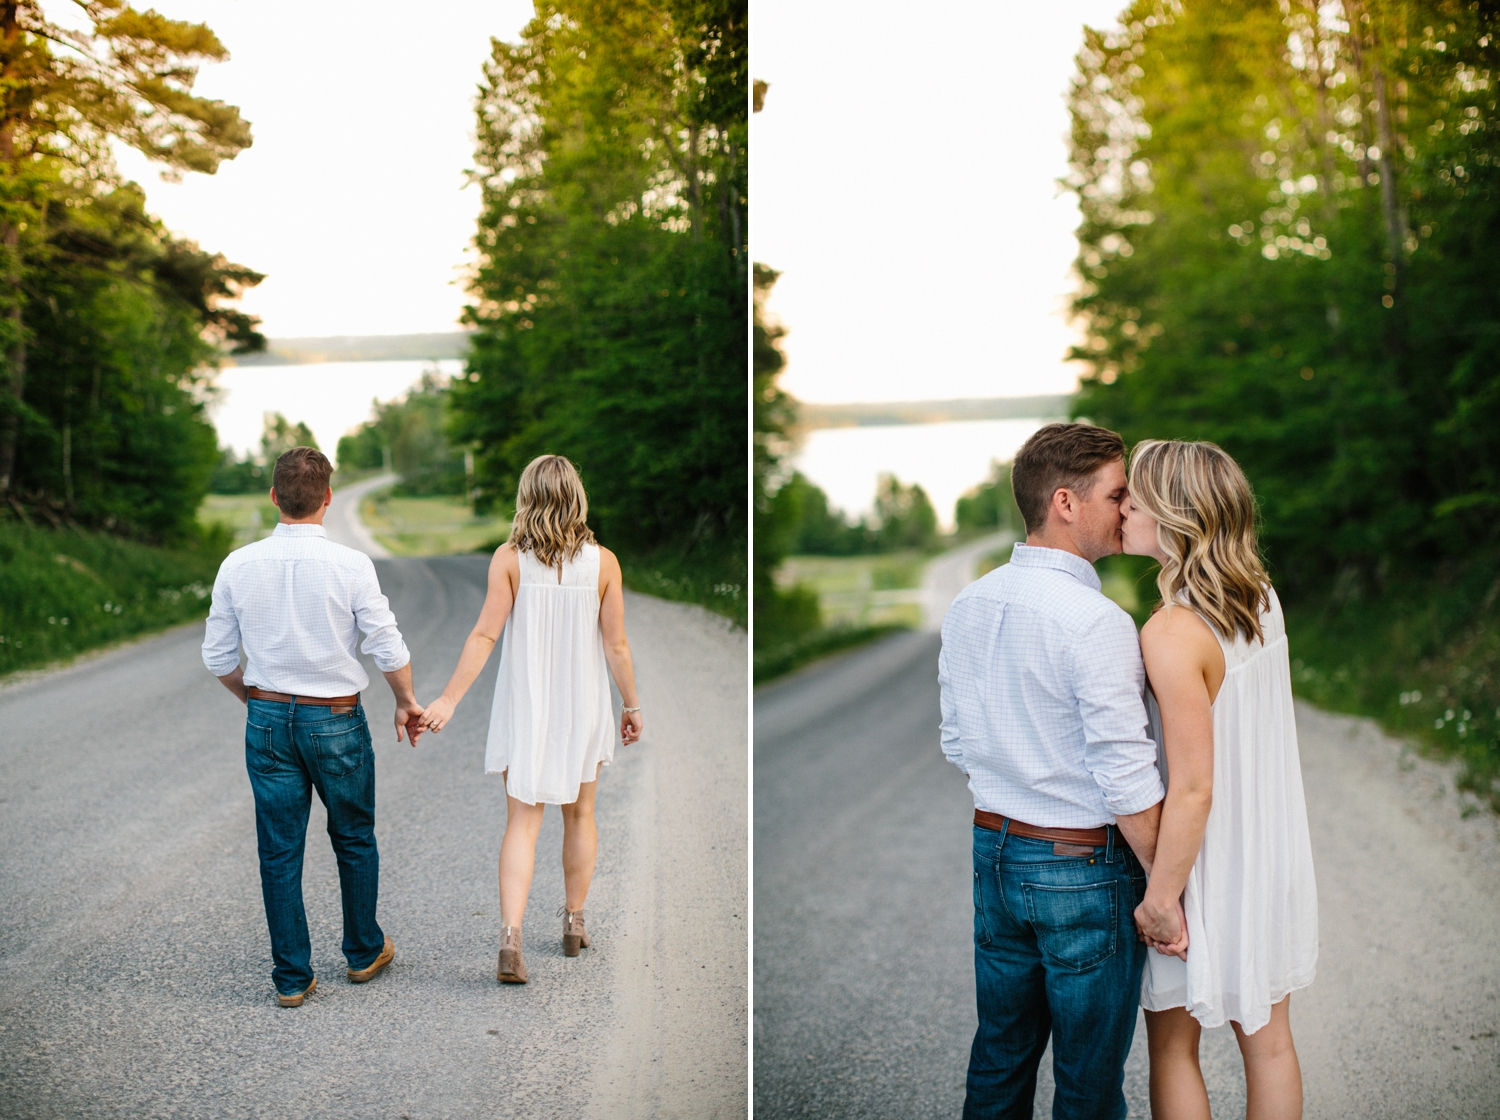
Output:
[1145, 1006, 1211, 1120]
[560, 765, 601, 911]
[498, 779, 546, 928]
[1233, 996, 1302, 1120]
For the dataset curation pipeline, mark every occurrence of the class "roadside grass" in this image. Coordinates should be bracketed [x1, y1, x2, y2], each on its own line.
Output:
[617, 542, 745, 627]
[753, 622, 905, 685]
[1282, 565, 1500, 813]
[755, 550, 928, 685]
[361, 491, 508, 557]
[0, 520, 231, 677]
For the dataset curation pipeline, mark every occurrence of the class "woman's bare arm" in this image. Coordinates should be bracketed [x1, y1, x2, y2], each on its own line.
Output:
[1133, 605, 1224, 958]
[598, 547, 642, 744]
[418, 545, 519, 732]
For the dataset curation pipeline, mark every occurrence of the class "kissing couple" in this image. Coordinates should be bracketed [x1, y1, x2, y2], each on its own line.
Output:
[202, 449, 642, 1005]
[939, 423, 1318, 1119]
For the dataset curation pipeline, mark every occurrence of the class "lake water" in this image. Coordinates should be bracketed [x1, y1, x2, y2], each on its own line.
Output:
[792, 418, 1048, 530]
[207, 359, 467, 459]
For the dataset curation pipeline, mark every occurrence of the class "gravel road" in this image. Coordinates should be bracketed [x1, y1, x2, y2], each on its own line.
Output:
[0, 557, 747, 1119]
[753, 631, 1500, 1119]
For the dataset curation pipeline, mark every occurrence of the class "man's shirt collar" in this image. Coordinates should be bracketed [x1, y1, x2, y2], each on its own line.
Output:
[272, 522, 328, 538]
[1010, 541, 1102, 592]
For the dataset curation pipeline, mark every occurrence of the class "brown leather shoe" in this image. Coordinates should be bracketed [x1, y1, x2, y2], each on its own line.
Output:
[348, 937, 394, 983]
[278, 977, 316, 1007]
[559, 907, 590, 957]
[497, 925, 527, 983]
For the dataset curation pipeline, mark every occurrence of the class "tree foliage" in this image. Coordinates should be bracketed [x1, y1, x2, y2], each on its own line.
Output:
[449, 0, 746, 568]
[954, 461, 1024, 537]
[1068, 0, 1500, 593]
[0, 1, 258, 539]
[337, 372, 467, 497]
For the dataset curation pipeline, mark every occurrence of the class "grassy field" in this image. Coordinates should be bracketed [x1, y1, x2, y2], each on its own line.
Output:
[197, 494, 280, 549]
[776, 551, 928, 630]
[359, 491, 508, 557]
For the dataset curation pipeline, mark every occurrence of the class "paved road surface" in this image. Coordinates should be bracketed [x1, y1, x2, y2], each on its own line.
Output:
[324, 472, 398, 558]
[753, 631, 1500, 1118]
[0, 557, 747, 1118]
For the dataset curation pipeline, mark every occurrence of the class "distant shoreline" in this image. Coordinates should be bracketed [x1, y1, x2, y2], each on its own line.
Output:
[795, 394, 1072, 430]
[229, 331, 472, 367]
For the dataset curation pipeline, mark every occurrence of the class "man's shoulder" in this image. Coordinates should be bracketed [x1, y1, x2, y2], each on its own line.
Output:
[953, 561, 1131, 635]
[218, 534, 374, 578]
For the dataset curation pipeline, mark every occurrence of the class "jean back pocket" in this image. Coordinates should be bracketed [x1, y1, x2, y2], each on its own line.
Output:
[1021, 880, 1119, 972]
[310, 719, 372, 777]
[245, 720, 287, 775]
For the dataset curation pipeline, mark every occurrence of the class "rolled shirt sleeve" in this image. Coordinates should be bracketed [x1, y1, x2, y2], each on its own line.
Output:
[351, 555, 410, 673]
[1074, 608, 1165, 817]
[201, 566, 242, 677]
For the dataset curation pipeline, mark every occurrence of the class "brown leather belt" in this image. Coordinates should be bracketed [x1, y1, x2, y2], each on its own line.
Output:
[974, 809, 1109, 847]
[247, 687, 359, 707]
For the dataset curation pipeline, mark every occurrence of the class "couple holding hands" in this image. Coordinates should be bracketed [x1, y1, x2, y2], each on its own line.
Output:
[202, 450, 640, 1006]
[940, 423, 1318, 1120]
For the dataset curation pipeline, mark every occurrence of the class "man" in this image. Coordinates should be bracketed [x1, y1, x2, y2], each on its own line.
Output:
[938, 422, 1166, 1119]
[202, 447, 423, 1007]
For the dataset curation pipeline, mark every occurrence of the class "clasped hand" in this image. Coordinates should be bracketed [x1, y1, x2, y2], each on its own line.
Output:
[1134, 892, 1190, 960]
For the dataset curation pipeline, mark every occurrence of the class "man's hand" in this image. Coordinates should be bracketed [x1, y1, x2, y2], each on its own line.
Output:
[216, 666, 249, 705]
[382, 663, 423, 747]
[395, 699, 425, 746]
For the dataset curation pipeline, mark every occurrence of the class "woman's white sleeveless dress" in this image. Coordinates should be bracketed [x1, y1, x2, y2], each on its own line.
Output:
[1140, 588, 1318, 1034]
[483, 544, 616, 805]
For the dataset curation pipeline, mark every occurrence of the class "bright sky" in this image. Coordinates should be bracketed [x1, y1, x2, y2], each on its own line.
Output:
[751, 0, 1126, 404]
[106, 0, 536, 338]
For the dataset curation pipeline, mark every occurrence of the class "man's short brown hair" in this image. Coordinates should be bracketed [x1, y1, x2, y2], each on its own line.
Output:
[1010, 422, 1126, 533]
[272, 447, 332, 519]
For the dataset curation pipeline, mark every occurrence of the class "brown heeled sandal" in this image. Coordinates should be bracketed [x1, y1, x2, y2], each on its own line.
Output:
[559, 907, 590, 957]
[497, 925, 528, 983]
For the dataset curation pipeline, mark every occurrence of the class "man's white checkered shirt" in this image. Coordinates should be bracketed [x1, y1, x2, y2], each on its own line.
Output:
[938, 542, 1163, 828]
[201, 523, 409, 697]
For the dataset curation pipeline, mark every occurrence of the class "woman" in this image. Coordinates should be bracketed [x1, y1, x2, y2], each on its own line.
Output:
[417, 454, 642, 984]
[1122, 440, 1317, 1120]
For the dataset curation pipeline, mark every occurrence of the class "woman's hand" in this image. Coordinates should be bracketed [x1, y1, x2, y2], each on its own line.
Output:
[419, 695, 458, 734]
[1135, 893, 1189, 960]
[620, 709, 642, 745]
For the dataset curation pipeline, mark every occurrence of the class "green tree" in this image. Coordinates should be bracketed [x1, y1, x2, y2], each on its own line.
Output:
[872, 474, 938, 552]
[954, 461, 1022, 536]
[0, 1, 254, 497]
[1068, 0, 1500, 590]
[449, 0, 746, 581]
[337, 371, 466, 496]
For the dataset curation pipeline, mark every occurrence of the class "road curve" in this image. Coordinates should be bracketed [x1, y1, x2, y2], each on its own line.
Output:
[0, 558, 747, 1119]
[753, 632, 1500, 1119]
[324, 472, 399, 557]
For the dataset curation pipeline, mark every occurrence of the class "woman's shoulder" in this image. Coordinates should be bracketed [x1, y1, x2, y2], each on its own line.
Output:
[1141, 602, 1220, 656]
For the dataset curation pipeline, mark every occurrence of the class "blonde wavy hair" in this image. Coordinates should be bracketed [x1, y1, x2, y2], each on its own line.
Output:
[1128, 439, 1271, 643]
[507, 455, 597, 570]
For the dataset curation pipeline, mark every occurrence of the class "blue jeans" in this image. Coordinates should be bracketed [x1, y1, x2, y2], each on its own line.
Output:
[245, 698, 386, 995]
[964, 823, 1147, 1120]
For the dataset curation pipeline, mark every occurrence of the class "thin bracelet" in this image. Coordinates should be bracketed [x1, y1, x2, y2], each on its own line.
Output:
[622, 705, 641, 713]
